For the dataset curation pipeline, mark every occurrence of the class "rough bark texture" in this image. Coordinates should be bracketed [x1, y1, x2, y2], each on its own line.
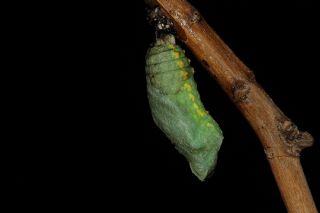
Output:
[144, 0, 317, 212]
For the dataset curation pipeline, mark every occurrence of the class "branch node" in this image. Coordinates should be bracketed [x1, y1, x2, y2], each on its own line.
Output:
[190, 9, 201, 24]
[264, 147, 275, 159]
[231, 79, 250, 103]
[247, 69, 256, 83]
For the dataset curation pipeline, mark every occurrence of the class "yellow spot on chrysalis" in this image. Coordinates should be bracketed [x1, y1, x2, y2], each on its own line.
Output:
[196, 109, 206, 117]
[183, 83, 192, 91]
[181, 70, 189, 80]
[167, 44, 174, 49]
[173, 51, 180, 59]
[192, 102, 206, 117]
[188, 94, 195, 102]
[177, 60, 184, 68]
[206, 123, 213, 128]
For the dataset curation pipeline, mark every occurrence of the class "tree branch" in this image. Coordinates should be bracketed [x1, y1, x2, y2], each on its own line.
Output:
[144, 0, 317, 212]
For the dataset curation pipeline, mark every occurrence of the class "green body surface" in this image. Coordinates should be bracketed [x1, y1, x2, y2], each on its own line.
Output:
[145, 35, 223, 181]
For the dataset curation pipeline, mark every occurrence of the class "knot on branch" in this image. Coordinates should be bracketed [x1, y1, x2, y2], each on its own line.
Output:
[277, 118, 314, 156]
[231, 80, 250, 103]
[190, 9, 201, 24]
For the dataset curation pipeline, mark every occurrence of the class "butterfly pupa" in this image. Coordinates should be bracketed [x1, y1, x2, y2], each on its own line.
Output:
[145, 34, 223, 181]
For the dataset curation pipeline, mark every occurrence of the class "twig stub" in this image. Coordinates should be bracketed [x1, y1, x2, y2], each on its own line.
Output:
[277, 117, 314, 156]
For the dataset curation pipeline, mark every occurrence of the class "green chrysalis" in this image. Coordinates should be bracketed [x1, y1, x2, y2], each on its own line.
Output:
[145, 34, 223, 181]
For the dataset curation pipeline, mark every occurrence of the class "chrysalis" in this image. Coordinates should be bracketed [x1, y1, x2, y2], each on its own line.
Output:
[146, 34, 223, 181]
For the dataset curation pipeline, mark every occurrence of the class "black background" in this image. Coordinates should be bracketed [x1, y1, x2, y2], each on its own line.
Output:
[12, 0, 319, 211]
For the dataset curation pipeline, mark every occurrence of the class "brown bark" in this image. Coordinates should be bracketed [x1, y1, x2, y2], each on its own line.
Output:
[144, 0, 317, 212]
